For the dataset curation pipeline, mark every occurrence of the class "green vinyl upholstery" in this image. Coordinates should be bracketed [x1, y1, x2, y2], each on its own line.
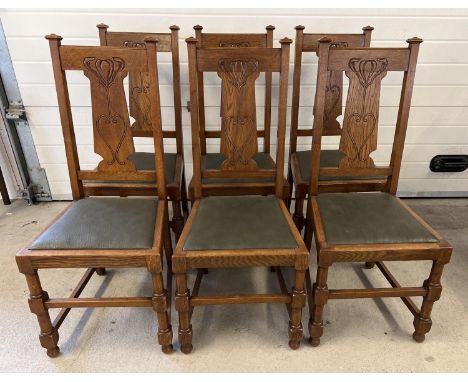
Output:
[128, 152, 177, 185]
[30, 198, 158, 250]
[201, 153, 274, 184]
[295, 149, 386, 182]
[183, 196, 298, 251]
[316, 192, 438, 245]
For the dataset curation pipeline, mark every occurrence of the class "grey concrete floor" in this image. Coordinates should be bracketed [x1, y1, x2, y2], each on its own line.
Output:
[0, 198, 467, 372]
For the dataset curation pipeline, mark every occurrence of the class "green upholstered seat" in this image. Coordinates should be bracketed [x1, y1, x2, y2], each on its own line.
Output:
[183, 196, 298, 251]
[295, 149, 386, 182]
[129, 152, 177, 185]
[30, 198, 158, 250]
[316, 192, 438, 245]
[201, 153, 274, 184]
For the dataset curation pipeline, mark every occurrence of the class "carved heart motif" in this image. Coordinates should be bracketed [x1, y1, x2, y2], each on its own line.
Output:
[344, 113, 377, 164]
[324, 84, 341, 123]
[222, 117, 257, 169]
[131, 73, 152, 128]
[96, 113, 128, 166]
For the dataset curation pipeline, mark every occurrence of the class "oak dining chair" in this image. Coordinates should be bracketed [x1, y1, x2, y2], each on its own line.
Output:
[173, 36, 309, 353]
[187, 25, 290, 201]
[287, 26, 374, 231]
[304, 37, 452, 347]
[96, 23, 188, 239]
[16, 36, 173, 356]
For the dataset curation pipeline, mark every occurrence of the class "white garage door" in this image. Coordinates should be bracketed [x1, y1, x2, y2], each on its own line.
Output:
[1, 8, 468, 199]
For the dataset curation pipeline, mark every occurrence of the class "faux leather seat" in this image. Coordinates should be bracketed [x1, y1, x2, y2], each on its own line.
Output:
[316, 192, 438, 245]
[201, 153, 274, 184]
[184, 196, 298, 250]
[129, 152, 177, 185]
[31, 198, 158, 250]
[296, 149, 386, 182]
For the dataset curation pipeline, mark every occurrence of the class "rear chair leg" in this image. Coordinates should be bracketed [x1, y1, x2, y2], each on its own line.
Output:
[289, 269, 306, 349]
[293, 195, 305, 232]
[365, 262, 375, 269]
[96, 268, 106, 275]
[413, 260, 445, 343]
[171, 199, 184, 240]
[175, 272, 193, 354]
[25, 270, 60, 357]
[151, 271, 173, 354]
[309, 264, 329, 347]
[286, 165, 293, 209]
[181, 170, 189, 218]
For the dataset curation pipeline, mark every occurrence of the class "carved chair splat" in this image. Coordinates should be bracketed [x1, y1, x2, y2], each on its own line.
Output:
[288, 26, 374, 231]
[187, 25, 290, 200]
[15, 35, 174, 356]
[173, 37, 309, 353]
[304, 37, 452, 347]
[95, 23, 188, 239]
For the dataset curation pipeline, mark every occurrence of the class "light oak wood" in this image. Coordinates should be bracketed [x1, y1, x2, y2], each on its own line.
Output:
[16, 36, 174, 356]
[305, 37, 453, 347]
[174, 37, 309, 353]
[96, 24, 188, 238]
[288, 26, 374, 230]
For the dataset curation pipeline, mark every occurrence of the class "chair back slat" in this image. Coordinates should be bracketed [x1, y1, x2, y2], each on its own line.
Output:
[290, 26, 373, 153]
[186, 36, 291, 200]
[193, 25, 275, 154]
[309, 37, 422, 196]
[46, 34, 167, 199]
[97, 24, 183, 154]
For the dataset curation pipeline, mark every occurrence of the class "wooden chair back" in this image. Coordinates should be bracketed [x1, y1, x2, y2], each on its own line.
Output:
[309, 37, 422, 196]
[186, 36, 292, 200]
[193, 25, 275, 155]
[97, 24, 183, 156]
[290, 26, 373, 154]
[46, 35, 167, 200]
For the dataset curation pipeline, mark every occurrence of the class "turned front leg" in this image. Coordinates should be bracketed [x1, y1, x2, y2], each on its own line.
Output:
[151, 271, 173, 353]
[289, 269, 306, 349]
[413, 260, 446, 343]
[175, 272, 193, 354]
[25, 270, 60, 357]
[309, 265, 329, 347]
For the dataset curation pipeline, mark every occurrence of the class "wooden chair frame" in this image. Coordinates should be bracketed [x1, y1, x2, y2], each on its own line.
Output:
[304, 37, 453, 346]
[288, 25, 374, 230]
[173, 36, 309, 353]
[16, 35, 174, 356]
[187, 25, 289, 200]
[96, 23, 188, 238]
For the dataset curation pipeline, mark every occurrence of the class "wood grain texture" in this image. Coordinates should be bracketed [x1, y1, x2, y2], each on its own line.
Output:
[218, 58, 260, 171]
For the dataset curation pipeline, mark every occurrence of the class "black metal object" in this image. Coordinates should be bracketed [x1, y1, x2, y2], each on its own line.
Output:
[0, 163, 11, 205]
[430, 155, 468, 173]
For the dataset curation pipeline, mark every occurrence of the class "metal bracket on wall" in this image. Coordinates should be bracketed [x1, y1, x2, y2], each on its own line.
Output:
[0, 21, 52, 202]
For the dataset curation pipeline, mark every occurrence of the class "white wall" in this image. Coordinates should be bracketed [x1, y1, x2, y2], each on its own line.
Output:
[1, 8, 468, 199]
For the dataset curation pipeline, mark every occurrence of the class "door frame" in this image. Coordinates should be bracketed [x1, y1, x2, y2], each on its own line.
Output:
[0, 20, 51, 203]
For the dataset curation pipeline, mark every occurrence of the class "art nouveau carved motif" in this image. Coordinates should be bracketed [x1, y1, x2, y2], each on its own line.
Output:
[119, 40, 152, 134]
[129, 71, 152, 133]
[83, 56, 136, 172]
[123, 41, 146, 48]
[219, 42, 251, 47]
[217, 58, 260, 171]
[323, 70, 343, 135]
[339, 57, 388, 168]
[330, 41, 349, 48]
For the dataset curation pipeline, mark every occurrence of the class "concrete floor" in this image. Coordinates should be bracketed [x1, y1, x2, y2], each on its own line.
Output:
[0, 198, 467, 372]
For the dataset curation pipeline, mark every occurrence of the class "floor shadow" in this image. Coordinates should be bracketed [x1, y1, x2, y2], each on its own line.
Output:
[59, 270, 115, 351]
